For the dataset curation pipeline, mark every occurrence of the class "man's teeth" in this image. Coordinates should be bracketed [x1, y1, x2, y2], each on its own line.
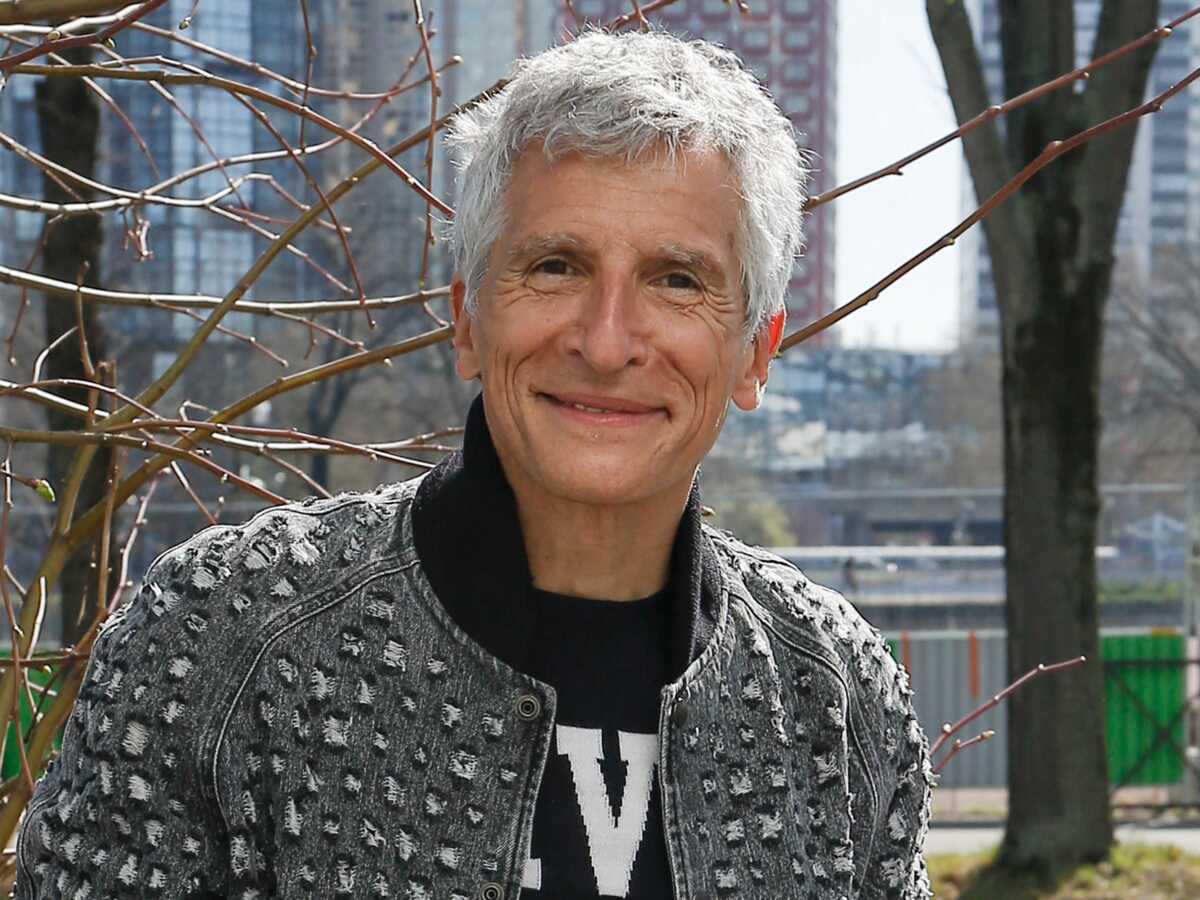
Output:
[570, 402, 612, 414]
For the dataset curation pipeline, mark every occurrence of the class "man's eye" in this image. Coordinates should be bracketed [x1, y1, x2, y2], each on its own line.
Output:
[660, 272, 699, 291]
[533, 258, 572, 276]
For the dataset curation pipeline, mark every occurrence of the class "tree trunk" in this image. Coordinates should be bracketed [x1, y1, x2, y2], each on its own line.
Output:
[927, 0, 1160, 868]
[36, 46, 110, 647]
[999, 272, 1111, 865]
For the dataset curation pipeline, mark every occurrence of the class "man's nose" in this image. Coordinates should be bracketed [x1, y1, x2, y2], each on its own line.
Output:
[568, 278, 649, 374]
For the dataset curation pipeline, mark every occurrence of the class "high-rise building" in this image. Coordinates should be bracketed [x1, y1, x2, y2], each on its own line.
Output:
[959, 0, 1199, 347]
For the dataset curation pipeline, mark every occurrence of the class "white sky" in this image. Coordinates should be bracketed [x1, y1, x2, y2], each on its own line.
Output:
[834, 0, 965, 352]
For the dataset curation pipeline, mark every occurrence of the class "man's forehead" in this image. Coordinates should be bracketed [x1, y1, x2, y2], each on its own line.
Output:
[510, 139, 736, 185]
[500, 149, 740, 252]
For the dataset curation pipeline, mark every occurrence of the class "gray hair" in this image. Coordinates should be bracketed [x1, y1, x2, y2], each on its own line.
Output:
[445, 28, 809, 336]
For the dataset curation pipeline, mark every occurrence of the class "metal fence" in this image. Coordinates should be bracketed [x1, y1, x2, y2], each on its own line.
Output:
[889, 629, 1200, 799]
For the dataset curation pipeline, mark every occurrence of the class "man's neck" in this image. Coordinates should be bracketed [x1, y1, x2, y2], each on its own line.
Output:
[511, 479, 690, 602]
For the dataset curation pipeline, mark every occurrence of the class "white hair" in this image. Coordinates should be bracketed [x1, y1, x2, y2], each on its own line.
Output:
[444, 28, 809, 336]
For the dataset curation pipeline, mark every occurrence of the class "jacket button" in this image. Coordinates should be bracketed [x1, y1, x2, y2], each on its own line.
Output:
[479, 883, 504, 900]
[515, 693, 542, 721]
[670, 701, 689, 728]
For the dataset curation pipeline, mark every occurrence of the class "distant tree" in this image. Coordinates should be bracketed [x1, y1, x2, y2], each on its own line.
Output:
[1111, 246, 1200, 440]
[36, 44, 111, 646]
[700, 457, 798, 548]
[923, 348, 1003, 488]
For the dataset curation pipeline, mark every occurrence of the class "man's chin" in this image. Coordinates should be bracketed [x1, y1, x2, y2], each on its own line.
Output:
[530, 459, 667, 508]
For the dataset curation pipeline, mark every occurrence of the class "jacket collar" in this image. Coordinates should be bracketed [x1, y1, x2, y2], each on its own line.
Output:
[411, 394, 720, 680]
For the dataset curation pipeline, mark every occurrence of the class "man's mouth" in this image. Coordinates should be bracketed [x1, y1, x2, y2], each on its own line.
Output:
[539, 392, 665, 419]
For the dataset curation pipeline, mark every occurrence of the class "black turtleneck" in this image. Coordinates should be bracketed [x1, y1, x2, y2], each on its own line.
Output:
[409, 393, 720, 680]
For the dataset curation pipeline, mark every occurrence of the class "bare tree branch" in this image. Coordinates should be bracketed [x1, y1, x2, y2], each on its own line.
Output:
[0, 1, 134, 27]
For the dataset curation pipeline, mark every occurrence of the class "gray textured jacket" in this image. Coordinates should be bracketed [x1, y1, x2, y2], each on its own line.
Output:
[17, 476, 932, 899]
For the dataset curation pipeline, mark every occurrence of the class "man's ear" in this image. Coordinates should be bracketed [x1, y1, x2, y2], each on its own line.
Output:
[450, 277, 481, 381]
[731, 310, 783, 412]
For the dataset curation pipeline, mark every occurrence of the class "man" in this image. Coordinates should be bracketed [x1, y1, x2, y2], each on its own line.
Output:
[17, 30, 931, 900]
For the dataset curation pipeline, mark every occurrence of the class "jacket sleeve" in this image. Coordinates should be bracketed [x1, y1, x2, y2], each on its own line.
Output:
[859, 649, 934, 900]
[15, 534, 234, 899]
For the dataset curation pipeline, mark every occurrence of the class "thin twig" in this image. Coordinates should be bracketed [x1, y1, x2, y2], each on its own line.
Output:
[930, 656, 1087, 759]
[0, 426, 287, 505]
[932, 730, 995, 775]
[31, 326, 77, 384]
[166, 459, 216, 525]
[92, 441, 121, 617]
[72, 262, 96, 383]
[1, 263, 448, 316]
[5, 217, 62, 367]
[106, 474, 157, 611]
[0, 442, 34, 798]
[413, 0, 440, 325]
[122, 419, 437, 469]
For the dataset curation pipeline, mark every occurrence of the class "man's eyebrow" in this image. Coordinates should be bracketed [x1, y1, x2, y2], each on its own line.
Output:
[506, 233, 588, 262]
[505, 234, 731, 285]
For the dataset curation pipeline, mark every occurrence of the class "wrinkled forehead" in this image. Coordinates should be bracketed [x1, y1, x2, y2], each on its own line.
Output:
[498, 144, 743, 263]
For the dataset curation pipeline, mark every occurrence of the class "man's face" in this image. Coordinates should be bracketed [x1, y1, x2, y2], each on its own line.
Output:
[451, 145, 772, 509]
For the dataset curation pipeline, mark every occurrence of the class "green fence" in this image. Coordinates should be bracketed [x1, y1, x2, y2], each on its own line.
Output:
[0, 660, 61, 782]
[1102, 632, 1186, 787]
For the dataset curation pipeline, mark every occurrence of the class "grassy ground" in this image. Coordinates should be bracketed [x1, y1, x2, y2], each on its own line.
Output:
[929, 843, 1200, 899]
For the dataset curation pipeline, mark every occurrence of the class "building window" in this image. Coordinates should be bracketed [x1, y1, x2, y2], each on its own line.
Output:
[191, 228, 255, 336]
[192, 91, 254, 196]
[192, 0, 251, 59]
[782, 27, 813, 51]
[781, 58, 814, 85]
[782, 0, 813, 19]
[740, 28, 771, 54]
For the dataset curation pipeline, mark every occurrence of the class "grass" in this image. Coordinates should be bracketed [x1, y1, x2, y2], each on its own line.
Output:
[928, 843, 1200, 899]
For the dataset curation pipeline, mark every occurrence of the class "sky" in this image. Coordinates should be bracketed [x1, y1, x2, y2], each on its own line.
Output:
[834, 1, 965, 352]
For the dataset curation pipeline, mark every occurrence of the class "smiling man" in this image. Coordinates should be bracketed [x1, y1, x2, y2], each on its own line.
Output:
[17, 29, 931, 900]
